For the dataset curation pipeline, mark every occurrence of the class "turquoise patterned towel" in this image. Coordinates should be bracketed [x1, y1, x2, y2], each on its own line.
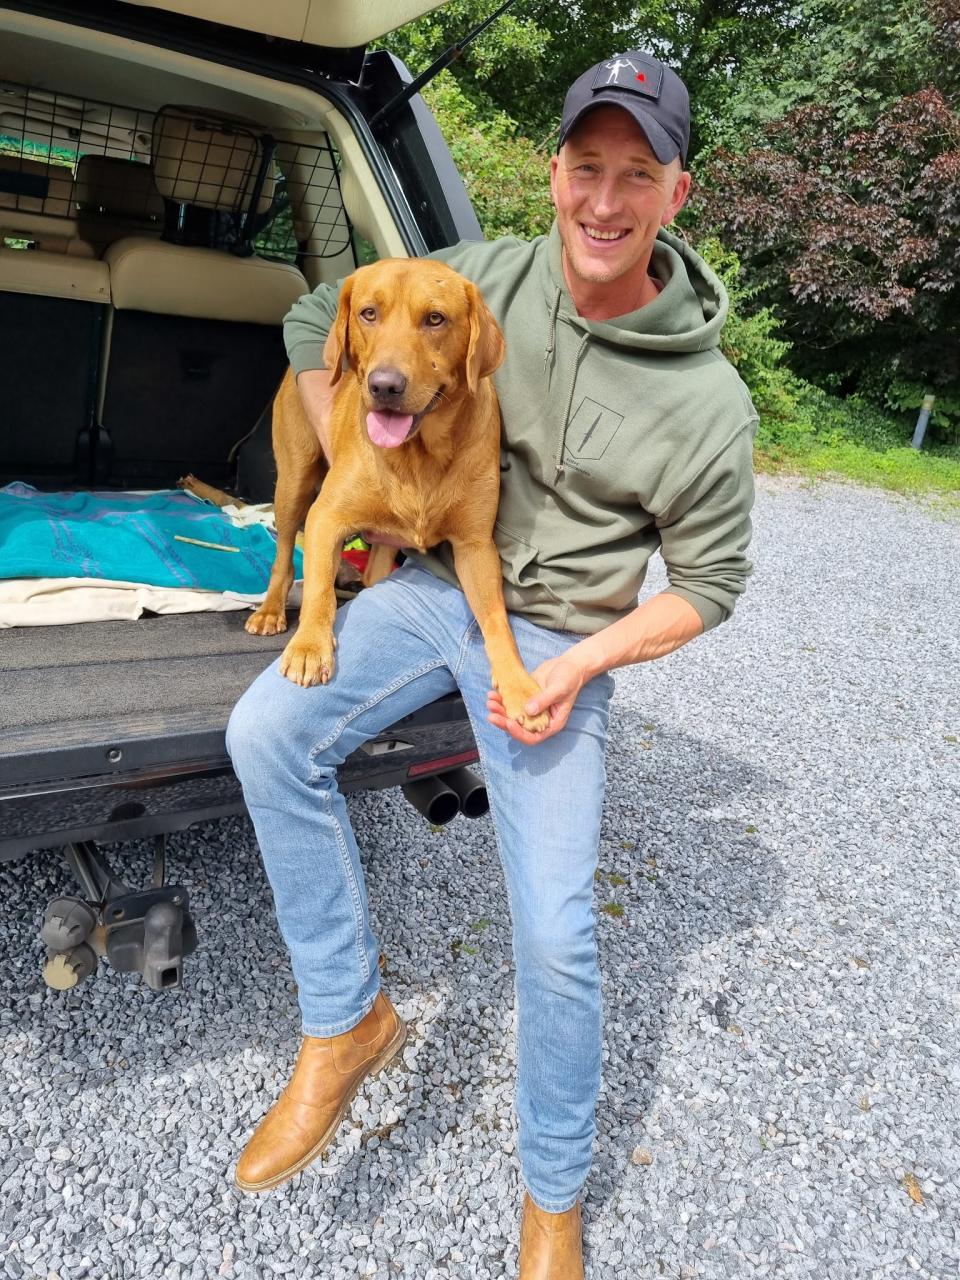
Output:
[0, 483, 302, 593]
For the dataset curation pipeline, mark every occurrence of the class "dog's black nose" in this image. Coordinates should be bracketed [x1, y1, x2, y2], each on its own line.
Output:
[368, 367, 407, 401]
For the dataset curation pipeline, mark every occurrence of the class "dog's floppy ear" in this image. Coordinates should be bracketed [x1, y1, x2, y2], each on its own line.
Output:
[322, 276, 355, 385]
[465, 281, 505, 396]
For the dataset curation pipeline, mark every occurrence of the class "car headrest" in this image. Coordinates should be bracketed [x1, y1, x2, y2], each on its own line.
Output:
[75, 155, 164, 222]
[152, 106, 275, 216]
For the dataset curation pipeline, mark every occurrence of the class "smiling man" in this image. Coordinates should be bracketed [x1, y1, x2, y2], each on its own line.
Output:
[227, 51, 756, 1280]
[549, 110, 689, 320]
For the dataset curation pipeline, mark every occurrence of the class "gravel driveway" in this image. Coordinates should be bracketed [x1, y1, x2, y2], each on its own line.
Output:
[1, 476, 958, 1280]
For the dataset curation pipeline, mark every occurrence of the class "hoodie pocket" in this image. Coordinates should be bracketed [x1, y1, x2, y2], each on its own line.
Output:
[494, 519, 571, 629]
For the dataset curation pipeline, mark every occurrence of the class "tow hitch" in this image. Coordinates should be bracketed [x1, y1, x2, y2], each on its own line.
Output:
[40, 837, 197, 992]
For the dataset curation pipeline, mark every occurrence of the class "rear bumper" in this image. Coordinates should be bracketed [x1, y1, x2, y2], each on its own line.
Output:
[0, 692, 477, 861]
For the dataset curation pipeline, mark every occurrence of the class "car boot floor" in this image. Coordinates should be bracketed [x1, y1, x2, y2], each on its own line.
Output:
[0, 610, 292, 753]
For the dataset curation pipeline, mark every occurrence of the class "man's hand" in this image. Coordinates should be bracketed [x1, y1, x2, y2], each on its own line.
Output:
[486, 654, 586, 745]
[485, 592, 705, 746]
[360, 531, 408, 549]
[295, 368, 337, 465]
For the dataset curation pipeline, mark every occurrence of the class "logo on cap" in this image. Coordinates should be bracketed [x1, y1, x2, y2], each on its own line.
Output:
[593, 54, 663, 101]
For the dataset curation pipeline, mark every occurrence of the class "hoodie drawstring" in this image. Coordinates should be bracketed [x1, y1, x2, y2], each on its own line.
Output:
[543, 287, 562, 376]
[554, 331, 590, 482]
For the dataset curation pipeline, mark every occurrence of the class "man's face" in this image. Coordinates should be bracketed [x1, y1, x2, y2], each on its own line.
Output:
[550, 105, 691, 294]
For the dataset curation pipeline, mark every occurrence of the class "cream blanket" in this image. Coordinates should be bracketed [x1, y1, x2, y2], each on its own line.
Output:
[0, 576, 267, 628]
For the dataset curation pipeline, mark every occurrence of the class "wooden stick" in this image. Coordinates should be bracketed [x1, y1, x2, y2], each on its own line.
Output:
[174, 534, 240, 553]
[176, 474, 243, 508]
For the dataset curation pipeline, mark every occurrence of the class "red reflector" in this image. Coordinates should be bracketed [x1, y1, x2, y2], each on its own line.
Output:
[407, 749, 479, 778]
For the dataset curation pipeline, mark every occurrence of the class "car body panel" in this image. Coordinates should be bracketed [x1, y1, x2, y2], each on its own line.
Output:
[117, 0, 447, 48]
[0, 0, 485, 863]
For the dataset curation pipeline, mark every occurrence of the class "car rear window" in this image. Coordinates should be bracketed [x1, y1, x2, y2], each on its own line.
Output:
[0, 78, 352, 264]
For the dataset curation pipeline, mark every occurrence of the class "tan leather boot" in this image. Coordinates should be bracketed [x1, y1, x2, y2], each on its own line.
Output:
[518, 1193, 584, 1279]
[235, 991, 406, 1193]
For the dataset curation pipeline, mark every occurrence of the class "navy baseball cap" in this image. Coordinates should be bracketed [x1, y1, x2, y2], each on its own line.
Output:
[557, 51, 690, 166]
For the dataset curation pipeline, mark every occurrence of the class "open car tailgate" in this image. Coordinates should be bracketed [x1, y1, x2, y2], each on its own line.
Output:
[0, 609, 477, 859]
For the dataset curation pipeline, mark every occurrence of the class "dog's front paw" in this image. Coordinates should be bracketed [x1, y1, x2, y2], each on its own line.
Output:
[245, 604, 287, 636]
[279, 632, 336, 687]
[495, 670, 550, 734]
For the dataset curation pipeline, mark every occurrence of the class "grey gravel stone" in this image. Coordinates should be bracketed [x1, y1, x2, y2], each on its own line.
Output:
[1, 479, 959, 1279]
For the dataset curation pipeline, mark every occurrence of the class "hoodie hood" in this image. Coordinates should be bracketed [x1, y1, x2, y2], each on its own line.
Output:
[542, 220, 728, 355]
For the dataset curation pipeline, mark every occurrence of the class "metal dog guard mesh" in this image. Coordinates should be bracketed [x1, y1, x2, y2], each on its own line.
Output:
[0, 80, 352, 261]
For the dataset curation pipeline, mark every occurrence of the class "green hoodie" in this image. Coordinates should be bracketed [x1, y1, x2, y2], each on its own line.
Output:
[284, 222, 757, 636]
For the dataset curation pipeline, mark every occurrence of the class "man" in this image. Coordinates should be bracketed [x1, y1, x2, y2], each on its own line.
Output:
[226, 51, 756, 1278]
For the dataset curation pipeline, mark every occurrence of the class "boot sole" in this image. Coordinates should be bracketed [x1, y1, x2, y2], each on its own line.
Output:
[234, 1016, 407, 1194]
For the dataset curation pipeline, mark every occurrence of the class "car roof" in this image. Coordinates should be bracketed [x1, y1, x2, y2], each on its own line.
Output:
[117, 0, 448, 48]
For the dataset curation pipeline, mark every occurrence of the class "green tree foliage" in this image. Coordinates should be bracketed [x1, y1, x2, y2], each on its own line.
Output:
[701, 244, 960, 489]
[691, 0, 960, 437]
[698, 238, 798, 425]
[713, 0, 958, 148]
[386, 0, 804, 160]
[420, 77, 554, 239]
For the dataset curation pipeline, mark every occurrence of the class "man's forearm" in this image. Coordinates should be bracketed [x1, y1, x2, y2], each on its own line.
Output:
[296, 368, 338, 464]
[568, 591, 705, 682]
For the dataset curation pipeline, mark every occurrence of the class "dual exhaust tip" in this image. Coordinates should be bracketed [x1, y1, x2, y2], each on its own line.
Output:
[402, 765, 488, 826]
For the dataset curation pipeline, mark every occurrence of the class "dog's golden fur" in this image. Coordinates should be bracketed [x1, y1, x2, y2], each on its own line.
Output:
[246, 257, 547, 732]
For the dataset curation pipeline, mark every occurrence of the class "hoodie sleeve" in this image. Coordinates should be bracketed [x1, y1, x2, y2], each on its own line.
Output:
[283, 281, 341, 377]
[655, 419, 757, 632]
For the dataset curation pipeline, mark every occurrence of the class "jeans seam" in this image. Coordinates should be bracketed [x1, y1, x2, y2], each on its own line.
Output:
[305, 655, 451, 996]
[452, 617, 481, 680]
[322, 788, 372, 987]
[307, 658, 448, 766]
[457, 651, 509, 870]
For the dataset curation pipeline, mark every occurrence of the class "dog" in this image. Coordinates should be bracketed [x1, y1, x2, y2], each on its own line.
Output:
[245, 257, 549, 733]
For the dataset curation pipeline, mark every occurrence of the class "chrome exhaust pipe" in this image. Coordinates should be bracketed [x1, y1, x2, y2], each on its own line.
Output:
[402, 775, 461, 825]
[440, 765, 489, 819]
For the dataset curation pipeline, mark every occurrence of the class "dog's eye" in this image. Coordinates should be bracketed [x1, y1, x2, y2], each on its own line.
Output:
[425, 311, 447, 327]
[359, 307, 377, 323]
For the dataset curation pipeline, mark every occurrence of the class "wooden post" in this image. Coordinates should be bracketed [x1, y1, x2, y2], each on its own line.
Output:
[911, 393, 936, 450]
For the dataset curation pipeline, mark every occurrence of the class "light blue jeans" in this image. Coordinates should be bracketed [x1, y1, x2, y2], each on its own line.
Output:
[226, 564, 614, 1211]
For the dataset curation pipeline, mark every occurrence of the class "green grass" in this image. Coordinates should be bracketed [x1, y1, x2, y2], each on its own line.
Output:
[0, 134, 76, 165]
[756, 382, 960, 504]
[758, 440, 960, 500]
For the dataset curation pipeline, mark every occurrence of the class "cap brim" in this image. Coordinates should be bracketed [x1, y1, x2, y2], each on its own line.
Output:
[557, 99, 682, 165]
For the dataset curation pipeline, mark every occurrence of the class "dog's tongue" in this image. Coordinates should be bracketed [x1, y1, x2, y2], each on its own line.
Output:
[367, 409, 414, 448]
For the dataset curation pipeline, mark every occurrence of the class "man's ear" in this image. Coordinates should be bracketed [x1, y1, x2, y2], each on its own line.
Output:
[661, 168, 692, 227]
[322, 276, 354, 384]
[465, 282, 505, 396]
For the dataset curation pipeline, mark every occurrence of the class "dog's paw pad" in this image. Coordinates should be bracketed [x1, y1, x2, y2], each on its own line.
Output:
[246, 611, 287, 636]
[515, 709, 550, 734]
[279, 635, 336, 687]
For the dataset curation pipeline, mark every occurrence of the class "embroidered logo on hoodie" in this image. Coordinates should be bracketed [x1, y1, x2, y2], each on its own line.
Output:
[563, 397, 624, 469]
